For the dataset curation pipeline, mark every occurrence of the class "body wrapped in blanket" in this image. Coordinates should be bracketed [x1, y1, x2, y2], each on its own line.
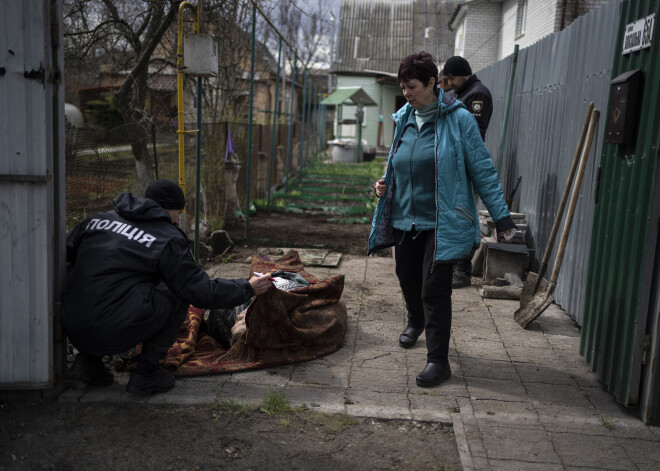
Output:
[163, 251, 348, 375]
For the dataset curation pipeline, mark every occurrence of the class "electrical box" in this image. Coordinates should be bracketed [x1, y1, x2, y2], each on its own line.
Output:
[183, 34, 218, 77]
[605, 69, 643, 145]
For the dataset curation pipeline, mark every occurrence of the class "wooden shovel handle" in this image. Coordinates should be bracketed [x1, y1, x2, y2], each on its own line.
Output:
[539, 101, 594, 272]
[549, 109, 600, 285]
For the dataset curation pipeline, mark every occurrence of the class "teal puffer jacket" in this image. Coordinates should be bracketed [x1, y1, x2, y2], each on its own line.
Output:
[368, 89, 514, 263]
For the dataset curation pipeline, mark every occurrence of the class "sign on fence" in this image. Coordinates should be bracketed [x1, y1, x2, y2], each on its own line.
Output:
[622, 13, 655, 55]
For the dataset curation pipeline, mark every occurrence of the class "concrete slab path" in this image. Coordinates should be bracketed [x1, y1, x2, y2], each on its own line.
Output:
[60, 254, 660, 470]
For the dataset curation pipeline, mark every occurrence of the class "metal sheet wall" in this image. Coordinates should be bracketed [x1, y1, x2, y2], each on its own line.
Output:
[0, 0, 65, 388]
[478, 0, 623, 325]
[581, 0, 660, 410]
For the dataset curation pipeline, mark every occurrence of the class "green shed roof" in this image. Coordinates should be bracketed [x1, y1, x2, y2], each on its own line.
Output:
[320, 87, 377, 106]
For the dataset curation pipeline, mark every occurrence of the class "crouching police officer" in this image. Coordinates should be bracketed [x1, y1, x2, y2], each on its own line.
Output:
[62, 179, 272, 394]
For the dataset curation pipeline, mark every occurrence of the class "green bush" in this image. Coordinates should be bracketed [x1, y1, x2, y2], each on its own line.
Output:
[84, 95, 124, 131]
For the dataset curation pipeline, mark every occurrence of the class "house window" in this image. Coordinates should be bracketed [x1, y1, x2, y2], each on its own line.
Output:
[516, 0, 528, 37]
[454, 22, 465, 56]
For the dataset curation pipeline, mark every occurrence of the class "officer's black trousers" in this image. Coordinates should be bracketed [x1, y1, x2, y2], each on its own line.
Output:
[139, 283, 189, 366]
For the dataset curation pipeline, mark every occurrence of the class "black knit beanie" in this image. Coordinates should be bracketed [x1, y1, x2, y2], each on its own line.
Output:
[145, 179, 185, 210]
[441, 56, 472, 76]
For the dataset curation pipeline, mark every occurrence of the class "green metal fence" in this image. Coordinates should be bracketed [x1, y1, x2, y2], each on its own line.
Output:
[581, 0, 660, 422]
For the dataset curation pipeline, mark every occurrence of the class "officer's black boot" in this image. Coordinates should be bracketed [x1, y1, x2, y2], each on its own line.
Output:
[126, 361, 175, 395]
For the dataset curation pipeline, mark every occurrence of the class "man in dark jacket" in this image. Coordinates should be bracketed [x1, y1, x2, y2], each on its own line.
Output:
[442, 56, 494, 288]
[62, 179, 272, 394]
[442, 55, 493, 141]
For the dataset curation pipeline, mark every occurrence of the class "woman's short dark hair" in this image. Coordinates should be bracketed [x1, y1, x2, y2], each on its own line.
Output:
[397, 51, 439, 94]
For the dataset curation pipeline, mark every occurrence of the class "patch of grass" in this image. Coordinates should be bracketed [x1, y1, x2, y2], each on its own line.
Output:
[601, 417, 615, 430]
[336, 415, 358, 427]
[273, 192, 371, 203]
[260, 390, 292, 416]
[288, 185, 368, 195]
[420, 390, 440, 397]
[254, 198, 286, 209]
[213, 396, 251, 416]
[301, 159, 384, 183]
[204, 216, 225, 232]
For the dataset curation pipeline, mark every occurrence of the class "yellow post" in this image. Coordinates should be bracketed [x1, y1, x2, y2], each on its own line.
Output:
[176, 1, 199, 208]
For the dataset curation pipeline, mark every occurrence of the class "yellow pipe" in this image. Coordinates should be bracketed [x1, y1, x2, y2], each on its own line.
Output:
[176, 1, 198, 200]
[197, 0, 203, 33]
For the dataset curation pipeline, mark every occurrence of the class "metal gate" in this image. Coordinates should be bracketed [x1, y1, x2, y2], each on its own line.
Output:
[0, 0, 66, 389]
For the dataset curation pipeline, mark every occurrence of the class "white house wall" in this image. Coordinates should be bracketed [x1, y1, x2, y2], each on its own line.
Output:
[460, 0, 502, 72]
[511, 0, 615, 52]
[500, 0, 519, 60]
[515, 0, 561, 50]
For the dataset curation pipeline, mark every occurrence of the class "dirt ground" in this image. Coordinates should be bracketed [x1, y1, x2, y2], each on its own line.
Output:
[223, 210, 374, 259]
[0, 401, 460, 471]
[0, 212, 462, 471]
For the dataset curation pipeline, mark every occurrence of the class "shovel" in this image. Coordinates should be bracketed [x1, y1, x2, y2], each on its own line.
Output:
[515, 108, 600, 328]
[519, 101, 595, 308]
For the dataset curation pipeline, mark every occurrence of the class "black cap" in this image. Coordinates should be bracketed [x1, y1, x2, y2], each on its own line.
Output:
[441, 56, 472, 76]
[145, 179, 185, 210]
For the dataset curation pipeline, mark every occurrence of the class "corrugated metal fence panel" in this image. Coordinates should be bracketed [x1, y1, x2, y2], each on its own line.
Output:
[581, 0, 660, 407]
[479, 0, 623, 325]
[0, 0, 62, 387]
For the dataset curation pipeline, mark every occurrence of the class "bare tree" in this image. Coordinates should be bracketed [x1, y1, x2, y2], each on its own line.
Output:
[64, 0, 329, 192]
[64, 0, 187, 194]
[275, 0, 331, 70]
[202, 0, 264, 123]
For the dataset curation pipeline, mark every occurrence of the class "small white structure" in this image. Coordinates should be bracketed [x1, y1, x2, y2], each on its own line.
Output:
[64, 103, 84, 128]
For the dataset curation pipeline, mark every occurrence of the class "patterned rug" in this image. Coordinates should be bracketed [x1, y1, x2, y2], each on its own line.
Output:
[162, 251, 348, 376]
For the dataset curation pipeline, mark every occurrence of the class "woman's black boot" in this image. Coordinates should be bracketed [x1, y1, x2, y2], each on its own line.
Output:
[416, 361, 451, 387]
[399, 326, 423, 348]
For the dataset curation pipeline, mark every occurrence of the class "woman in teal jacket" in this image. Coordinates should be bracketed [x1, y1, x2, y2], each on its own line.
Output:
[368, 52, 515, 387]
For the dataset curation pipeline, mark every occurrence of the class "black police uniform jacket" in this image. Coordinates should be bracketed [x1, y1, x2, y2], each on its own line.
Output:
[453, 75, 493, 141]
[62, 192, 255, 355]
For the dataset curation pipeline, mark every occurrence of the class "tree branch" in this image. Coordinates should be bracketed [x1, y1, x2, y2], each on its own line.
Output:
[116, 1, 180, 103]
[100, 0, 142, 52]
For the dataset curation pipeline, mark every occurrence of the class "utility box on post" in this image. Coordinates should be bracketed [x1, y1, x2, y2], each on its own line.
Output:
[184, 34, 218, 77]
[605, 69, 643, 145]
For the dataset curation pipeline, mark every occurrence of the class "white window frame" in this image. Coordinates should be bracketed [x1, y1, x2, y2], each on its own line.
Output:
[455, 21, 466, 56]
[516, 0, 528, 38]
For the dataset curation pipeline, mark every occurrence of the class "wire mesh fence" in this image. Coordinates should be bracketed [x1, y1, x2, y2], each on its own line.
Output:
[64, 120, 315, 231]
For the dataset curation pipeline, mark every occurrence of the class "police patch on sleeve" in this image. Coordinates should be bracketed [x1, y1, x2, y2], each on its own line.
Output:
[471, 100, 483, 114]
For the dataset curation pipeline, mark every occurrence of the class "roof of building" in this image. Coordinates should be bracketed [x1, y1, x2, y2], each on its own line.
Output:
[320, 87, 377, 106]
[334, 0, 459, 75]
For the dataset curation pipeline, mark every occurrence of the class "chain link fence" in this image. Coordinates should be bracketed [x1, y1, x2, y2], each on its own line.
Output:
[65, 120, 311, 231]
